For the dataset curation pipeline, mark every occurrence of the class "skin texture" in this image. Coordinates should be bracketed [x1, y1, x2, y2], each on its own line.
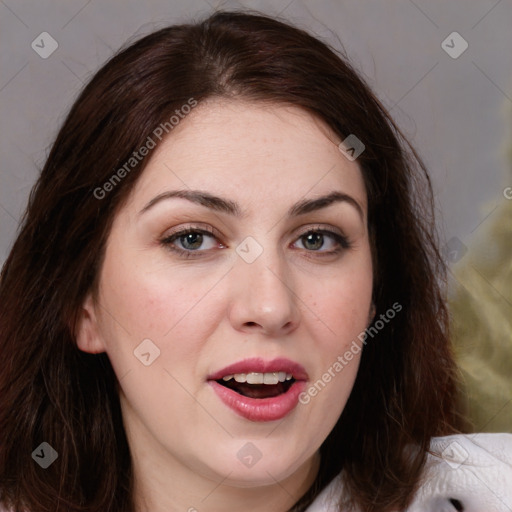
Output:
[76, 99, 374, 512]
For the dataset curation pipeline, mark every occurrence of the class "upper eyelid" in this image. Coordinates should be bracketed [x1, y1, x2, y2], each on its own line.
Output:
[162, 223, 345, 238]
[161, 223, 218, 238]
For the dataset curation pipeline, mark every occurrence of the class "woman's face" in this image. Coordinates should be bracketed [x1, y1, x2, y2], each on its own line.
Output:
[77, 99, 373, 491]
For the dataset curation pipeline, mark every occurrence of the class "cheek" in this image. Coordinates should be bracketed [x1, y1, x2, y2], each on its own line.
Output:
[310, 264, 373, 343]
[97, 254, 229, 389]
[300, 256, 372, 412]
[98, 268, 220, 427]
[100, 252, 218, 339]
[308, 282, 368, 385]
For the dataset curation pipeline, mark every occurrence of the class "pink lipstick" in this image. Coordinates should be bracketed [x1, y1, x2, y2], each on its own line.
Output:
[207, 357, 308, 422]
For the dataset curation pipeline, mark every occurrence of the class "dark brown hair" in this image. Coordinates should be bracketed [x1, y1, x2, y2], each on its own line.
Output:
[0, 10, 464, 512]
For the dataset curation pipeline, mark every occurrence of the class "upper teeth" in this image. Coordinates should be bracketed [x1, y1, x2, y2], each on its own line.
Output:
[222, 372, 293, 384]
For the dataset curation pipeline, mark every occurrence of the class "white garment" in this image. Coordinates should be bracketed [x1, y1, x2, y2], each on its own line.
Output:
[306, 433, 512, 511]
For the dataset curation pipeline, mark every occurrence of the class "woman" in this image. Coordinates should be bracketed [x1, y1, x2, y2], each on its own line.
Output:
[0, 10, 510, 512]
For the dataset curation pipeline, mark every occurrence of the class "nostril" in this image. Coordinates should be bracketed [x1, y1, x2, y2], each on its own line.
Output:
[449, 498, 464, 511]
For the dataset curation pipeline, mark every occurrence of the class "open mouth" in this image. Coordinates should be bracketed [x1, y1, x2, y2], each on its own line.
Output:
[208, 360, 308, 421]
[216, 373, 296, 399]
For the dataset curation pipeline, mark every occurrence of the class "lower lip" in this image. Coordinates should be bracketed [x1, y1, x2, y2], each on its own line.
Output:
[208, 380, 306, 422]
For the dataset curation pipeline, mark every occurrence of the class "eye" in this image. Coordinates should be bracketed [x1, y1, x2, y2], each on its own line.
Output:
[160, 224, 351, 259]
[293, 227, 351, 255]
[160, 226, 223, 258]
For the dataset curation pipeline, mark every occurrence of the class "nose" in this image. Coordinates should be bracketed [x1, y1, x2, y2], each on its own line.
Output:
[228, 247, 301, 337]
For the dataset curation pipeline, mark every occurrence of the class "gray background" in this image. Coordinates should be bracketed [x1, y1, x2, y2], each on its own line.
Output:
[1, 1, 511, 265]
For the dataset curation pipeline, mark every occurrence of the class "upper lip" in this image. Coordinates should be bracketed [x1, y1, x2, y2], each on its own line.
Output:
[207, 357, 309, 381]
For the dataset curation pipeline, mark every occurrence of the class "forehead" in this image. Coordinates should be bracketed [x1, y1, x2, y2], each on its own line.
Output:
[127, 98, 367, 216]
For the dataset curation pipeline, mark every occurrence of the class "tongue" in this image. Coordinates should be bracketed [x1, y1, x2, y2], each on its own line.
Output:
[226, 382, 288, 399]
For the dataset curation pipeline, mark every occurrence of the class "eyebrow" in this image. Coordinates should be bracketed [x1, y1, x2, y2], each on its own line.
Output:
[139, 189, 364, 220]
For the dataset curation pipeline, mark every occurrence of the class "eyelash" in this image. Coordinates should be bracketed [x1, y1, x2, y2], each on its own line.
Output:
[159, 224, 352, 259]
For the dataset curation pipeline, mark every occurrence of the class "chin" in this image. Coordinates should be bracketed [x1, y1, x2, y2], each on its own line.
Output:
[221, 466, 297, 488]
[202, 443, 307, 488]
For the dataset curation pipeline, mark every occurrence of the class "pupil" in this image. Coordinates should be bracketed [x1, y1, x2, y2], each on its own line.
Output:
[181, 233, 203, 250]
[304, 232, 323, 250]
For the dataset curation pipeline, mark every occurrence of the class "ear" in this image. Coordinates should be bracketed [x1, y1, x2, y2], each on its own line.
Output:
[74, 293, 107, 354]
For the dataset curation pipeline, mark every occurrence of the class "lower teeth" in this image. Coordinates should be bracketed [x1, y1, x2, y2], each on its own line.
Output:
[219, 380, 293, 398]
